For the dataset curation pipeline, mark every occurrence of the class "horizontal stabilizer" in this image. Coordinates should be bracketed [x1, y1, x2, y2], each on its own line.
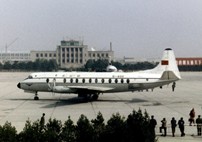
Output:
[160, 71, 180, 80]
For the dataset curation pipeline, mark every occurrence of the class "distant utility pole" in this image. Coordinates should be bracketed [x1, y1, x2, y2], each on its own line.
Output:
[5, 37, 19, 53]
[4, 37, 19, 62]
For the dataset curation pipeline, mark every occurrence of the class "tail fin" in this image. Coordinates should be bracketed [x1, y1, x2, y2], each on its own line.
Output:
[150, 48, 181, 80]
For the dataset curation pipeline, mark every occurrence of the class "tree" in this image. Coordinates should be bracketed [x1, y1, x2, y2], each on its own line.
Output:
[126, 109, 154, 142]
[76, 114, 94, 142]
[44, 118, 62, 142]
[103, 113, 126, 142]
[18, 119, 43, 142]
[60, 116, 76, 142]
[91, 112, 105, 142]
[0, 121, 17, 142]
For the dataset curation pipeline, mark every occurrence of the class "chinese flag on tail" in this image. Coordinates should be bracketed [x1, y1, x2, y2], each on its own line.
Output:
[161, 60, 169, 65]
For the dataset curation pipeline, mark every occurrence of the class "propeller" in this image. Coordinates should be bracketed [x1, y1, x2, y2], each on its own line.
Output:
[47, 78, 56, 95]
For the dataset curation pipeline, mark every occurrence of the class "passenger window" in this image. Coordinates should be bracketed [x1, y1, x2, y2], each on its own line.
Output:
[82, 78, 85, 83]
[127, 79, 130, 84]
[46, 78, 49, 83]
[115, 78, 118, 83]
[121, 79, 124, 83]
[70, 78, 73, 83]
[95, 78, 98, 83]
[109, 78, 112, 83]
[89, 78, 92, 83]
[63, 78, 66, 83]
[101, 78, 104, 83]
[76, 78, 78, 83]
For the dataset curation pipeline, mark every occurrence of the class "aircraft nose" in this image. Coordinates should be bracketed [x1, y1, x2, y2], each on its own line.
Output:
[17, 83, 21, 89]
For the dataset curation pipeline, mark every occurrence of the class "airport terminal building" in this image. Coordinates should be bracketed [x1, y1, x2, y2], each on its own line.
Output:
[30, 39, 114, 68]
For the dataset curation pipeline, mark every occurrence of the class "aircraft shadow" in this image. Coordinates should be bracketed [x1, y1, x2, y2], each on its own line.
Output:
[9, 97, 149, 108]
[42, 98, 149, 108]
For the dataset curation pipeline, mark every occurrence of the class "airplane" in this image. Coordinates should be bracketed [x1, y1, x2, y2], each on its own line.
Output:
[17, 48, 181, 101]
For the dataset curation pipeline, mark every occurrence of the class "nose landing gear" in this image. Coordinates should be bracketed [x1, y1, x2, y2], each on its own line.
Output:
[34, 92, 39, 100]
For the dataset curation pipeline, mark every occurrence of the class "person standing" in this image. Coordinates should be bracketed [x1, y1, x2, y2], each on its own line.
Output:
[149, 115, 157, 136]
[172, 82, 176, 92]
[40, 113, 45, 131]
[196, 115, 202, 136]
[178, 117, 185, 137]
[160, 118, 167, 136]
[189, 108, 195, 126]
[171, 117, 177, 137]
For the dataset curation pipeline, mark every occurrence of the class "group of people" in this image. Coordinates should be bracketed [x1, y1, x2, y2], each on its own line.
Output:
[149, 116, 185, 137]
[188, 108, 202, 136]
[149, 108, 202, 137]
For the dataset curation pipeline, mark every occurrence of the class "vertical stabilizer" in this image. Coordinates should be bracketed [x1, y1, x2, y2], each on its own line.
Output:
[150, 48, 181, 80]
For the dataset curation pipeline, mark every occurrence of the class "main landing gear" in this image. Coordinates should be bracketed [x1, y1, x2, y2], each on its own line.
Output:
[78, 93, 99, 101]
[34, 92, 39, 100]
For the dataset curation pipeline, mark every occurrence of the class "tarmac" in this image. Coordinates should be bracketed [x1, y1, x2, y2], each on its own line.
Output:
[0, 71, 202, 142]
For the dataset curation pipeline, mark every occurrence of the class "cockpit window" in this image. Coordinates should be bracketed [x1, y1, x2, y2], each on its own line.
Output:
[28, 75, 33, 79]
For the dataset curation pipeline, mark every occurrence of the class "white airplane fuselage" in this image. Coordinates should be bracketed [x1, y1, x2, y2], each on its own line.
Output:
[17, 48, 181, 100]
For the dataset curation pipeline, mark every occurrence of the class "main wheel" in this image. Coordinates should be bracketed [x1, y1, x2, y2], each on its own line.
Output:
[92, 94, 99, 101]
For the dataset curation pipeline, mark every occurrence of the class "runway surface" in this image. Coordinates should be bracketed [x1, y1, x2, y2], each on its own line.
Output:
[0, 72, 202, 141]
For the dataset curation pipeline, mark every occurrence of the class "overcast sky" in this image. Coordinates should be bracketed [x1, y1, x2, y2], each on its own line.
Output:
[1, 0, 202, 59]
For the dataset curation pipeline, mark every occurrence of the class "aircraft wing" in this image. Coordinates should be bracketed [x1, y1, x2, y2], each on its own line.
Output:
[68, 86, 114, 92]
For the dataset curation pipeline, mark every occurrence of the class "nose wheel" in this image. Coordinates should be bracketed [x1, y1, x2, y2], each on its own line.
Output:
[34, 92, 39, 100]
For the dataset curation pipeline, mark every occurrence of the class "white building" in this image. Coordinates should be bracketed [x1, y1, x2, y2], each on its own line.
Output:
[0, 52, 31, 63]
[30, 39, 114, 68]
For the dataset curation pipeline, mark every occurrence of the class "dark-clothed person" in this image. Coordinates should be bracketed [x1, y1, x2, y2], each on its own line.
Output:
[160, 118, 167, 136]
[149, 115, 157, 136]
[40, 113, 45, 131]
[189, 108, 195, 126]
[172, 82, 176, 92]
[178, 117, 185, 137]
[171, 117, 177, 137]
[196, 115, 202, 136]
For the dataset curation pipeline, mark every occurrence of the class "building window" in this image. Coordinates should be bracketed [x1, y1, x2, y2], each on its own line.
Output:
[45, 53, 47, 57]
[40, 54, 43, 57]
[49, 54, 52, 57]
[36, 53, 39, 57]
